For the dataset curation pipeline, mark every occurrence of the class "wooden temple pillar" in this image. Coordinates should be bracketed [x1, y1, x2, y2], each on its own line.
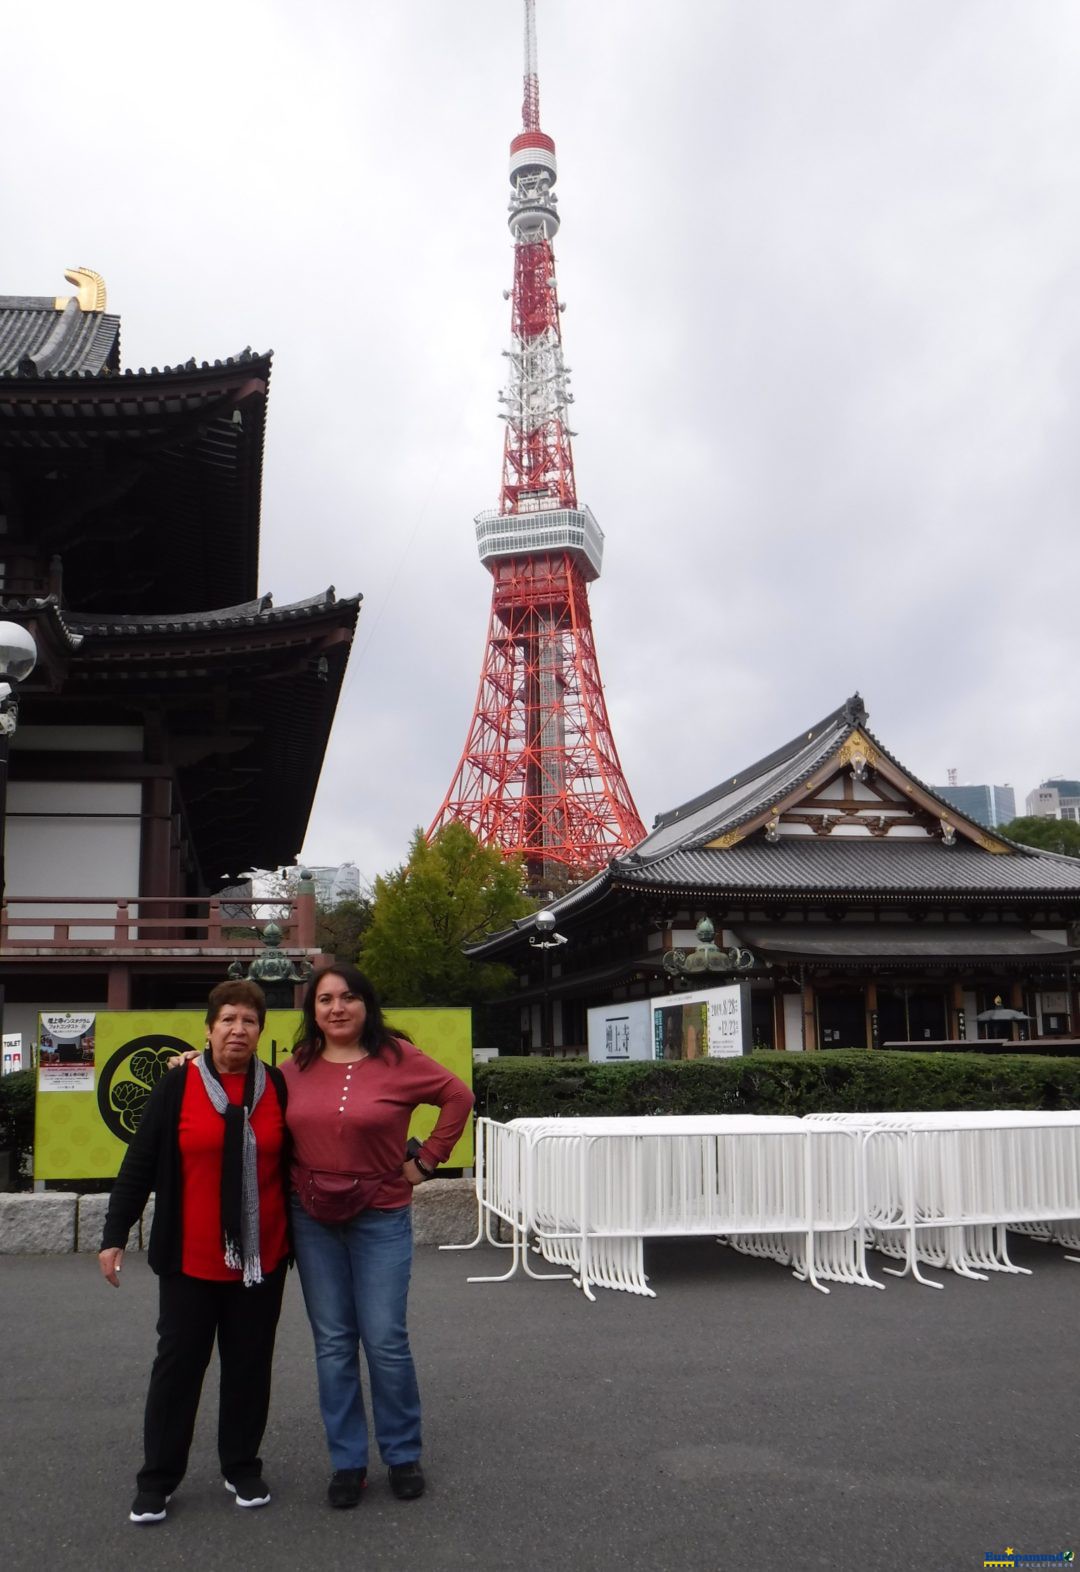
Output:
[863, 979, 878, 1049]
[140, 778, 173, 898]
[107, 964, 131, 1010]
[1010, 978, 1026, 1041]
[801, 972, 818, 1052]
[772, 984, 787, 1051]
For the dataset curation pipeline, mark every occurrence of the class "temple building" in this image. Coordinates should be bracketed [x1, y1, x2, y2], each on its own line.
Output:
[0, 269, 359, 1042]
[471, 695, 1080, 1052]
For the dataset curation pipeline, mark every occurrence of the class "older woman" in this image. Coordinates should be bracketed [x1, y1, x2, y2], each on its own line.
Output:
[99, 979, 290, 1525]
[282, 964, 473, 1509]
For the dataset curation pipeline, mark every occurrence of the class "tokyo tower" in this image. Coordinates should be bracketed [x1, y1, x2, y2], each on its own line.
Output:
[429, 0, 645, 889]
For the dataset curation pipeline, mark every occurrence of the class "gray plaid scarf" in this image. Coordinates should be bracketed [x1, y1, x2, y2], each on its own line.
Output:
[196, 1050, 266, 1286]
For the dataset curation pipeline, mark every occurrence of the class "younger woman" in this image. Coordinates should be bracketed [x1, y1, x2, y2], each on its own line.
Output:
[282, 964, 473, 1509]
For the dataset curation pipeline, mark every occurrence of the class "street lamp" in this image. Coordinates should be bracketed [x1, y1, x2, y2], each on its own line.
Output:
[0, 622, 38, 714]
[0, 622, 37, 1034]
[0, 621, 37, 877]
[529, 907, 568, 1054]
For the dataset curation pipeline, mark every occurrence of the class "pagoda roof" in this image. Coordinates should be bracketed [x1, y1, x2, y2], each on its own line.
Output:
[614, 692, 1080, 898]
[468, 695, 1080, 957]
[0, 349, 271, 613]
[11, 588, 361, 886]
[613, 838, 1080, 899]
[63, 589, 348, 639]
[0, 277, 271, 615]
[0, 295, 120, 376]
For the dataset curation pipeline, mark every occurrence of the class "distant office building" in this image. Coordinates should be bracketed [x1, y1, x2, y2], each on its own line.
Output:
[933, 783, 1015, 829]
[307, 863, 362, 906]
[1026, 780, 1080, 823]
[247, 862, 362, 916]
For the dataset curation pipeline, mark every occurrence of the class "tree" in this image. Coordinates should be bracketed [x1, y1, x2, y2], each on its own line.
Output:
[316, 896, 372, 964]
[997, 816, 1080, 859]
[359, 824, 533, 1006]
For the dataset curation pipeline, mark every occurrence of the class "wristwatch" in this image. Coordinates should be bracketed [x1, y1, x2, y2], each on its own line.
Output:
[406, 1139, 435, 1179]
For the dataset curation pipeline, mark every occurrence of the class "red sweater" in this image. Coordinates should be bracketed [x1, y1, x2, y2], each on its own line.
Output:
[179, 1061, 289, 1280]
[280, 1041, 474, 1211]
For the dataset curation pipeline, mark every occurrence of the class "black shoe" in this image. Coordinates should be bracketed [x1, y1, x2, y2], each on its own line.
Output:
[327, 1468, 367, 1509]
[129, 1490, 171, 1523]
[388, 1462, 425, 1501]
[225, 1475, 271, 1508]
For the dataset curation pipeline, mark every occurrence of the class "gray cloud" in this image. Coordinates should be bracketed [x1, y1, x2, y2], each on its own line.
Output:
[6, 0, 1079, 875]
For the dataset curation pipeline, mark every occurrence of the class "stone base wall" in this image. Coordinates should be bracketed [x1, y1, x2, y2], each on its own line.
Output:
[0, 1180, 480, 1255]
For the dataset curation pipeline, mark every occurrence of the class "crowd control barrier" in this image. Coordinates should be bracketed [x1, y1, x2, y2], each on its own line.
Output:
[444, 1111, 1080, 1300]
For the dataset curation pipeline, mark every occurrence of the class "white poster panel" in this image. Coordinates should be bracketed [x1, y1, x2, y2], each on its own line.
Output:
[38, 1012, 97, 1092]
[652, 984, 749, 1060]
[587, 1000, 652, 1062]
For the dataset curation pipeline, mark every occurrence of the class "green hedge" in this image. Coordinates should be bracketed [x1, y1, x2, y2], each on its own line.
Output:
[472, 1051, 1080, 1121]
[0, 1070, 35, 1187]
[872, 1039, 1080, 1056]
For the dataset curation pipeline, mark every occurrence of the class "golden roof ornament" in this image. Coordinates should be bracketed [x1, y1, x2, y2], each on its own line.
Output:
[54, 267, 107, 313]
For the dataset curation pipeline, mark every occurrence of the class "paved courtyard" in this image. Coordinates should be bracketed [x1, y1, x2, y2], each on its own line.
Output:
[2, 1234, 1076, 1571]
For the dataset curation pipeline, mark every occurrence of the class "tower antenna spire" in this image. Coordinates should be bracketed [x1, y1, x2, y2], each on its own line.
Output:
[429, 0, 644, 890]
[522, 0, 540, 130]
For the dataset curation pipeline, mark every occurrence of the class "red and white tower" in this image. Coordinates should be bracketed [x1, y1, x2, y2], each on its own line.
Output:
[429, 0, 645, 888]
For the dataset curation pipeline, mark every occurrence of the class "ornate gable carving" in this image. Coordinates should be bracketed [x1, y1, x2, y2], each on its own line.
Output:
[702, 722, 1014, 854]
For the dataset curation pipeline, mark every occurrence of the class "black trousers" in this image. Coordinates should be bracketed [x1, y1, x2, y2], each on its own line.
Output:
[137, 1259, 287, 1494]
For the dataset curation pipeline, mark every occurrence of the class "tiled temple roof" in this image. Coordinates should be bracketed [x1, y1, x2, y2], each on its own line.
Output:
[467, 695, 1080, 957]
[0, 295, 120, 376]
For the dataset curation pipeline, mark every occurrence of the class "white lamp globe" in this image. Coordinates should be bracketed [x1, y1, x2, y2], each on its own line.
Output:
[0, 623, 37, 684]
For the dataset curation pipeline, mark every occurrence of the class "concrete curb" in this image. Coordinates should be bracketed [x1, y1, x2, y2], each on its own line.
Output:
[411, 1177, 480, 1245]
[0, 1193, 79, 1254]
[75, 1194, 138, 1253]
[0, 1180, 480, 1254]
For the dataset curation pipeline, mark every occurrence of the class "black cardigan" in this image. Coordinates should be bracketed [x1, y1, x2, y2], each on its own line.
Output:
[100, 1061, 290, 1276]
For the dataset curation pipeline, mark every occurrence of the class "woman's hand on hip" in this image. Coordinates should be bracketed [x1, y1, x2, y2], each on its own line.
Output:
[402, 1159, 426, 1187]
[99, 1247, 125, 1286]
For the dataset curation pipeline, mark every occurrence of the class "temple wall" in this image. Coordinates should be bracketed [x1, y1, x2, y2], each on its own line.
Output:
[7, 779, 141, 928]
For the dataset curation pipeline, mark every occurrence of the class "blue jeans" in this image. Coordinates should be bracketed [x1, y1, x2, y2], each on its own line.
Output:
[290, 1198, 421, 1470]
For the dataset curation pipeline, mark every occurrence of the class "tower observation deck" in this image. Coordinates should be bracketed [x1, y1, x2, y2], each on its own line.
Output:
[428, 0, 644, 889]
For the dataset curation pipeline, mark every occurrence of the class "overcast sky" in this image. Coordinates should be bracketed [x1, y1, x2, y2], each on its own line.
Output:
[5, 1, 1080, 879]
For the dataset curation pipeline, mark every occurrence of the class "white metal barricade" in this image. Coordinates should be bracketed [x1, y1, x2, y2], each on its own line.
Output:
[804, 1110, 1080, 1286]
[448, 1115, 873, 1299]
[448, 1109, 1080, 1299]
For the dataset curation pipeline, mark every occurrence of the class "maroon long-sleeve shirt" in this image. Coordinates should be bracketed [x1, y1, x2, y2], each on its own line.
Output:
[280, 1040, 474, 1211]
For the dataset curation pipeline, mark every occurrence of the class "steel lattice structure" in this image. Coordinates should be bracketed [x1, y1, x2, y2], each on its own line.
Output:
[429, 0, 644, 888]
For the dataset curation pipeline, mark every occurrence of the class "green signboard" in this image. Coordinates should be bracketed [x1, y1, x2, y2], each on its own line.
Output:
[34, 1007, 474, 1180]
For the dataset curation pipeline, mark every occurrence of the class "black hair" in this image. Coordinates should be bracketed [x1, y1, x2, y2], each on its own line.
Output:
[293, 964, 403, 1068]
[206, 978, 267, 1030]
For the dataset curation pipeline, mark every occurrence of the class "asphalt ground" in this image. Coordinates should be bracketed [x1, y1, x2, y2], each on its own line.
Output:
[1, 1233, 1077, 1572]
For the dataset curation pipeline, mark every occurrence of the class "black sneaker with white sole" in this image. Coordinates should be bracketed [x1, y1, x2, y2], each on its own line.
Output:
[225, 1476, 271, 1508]
[129, 1490, 171, 1523]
